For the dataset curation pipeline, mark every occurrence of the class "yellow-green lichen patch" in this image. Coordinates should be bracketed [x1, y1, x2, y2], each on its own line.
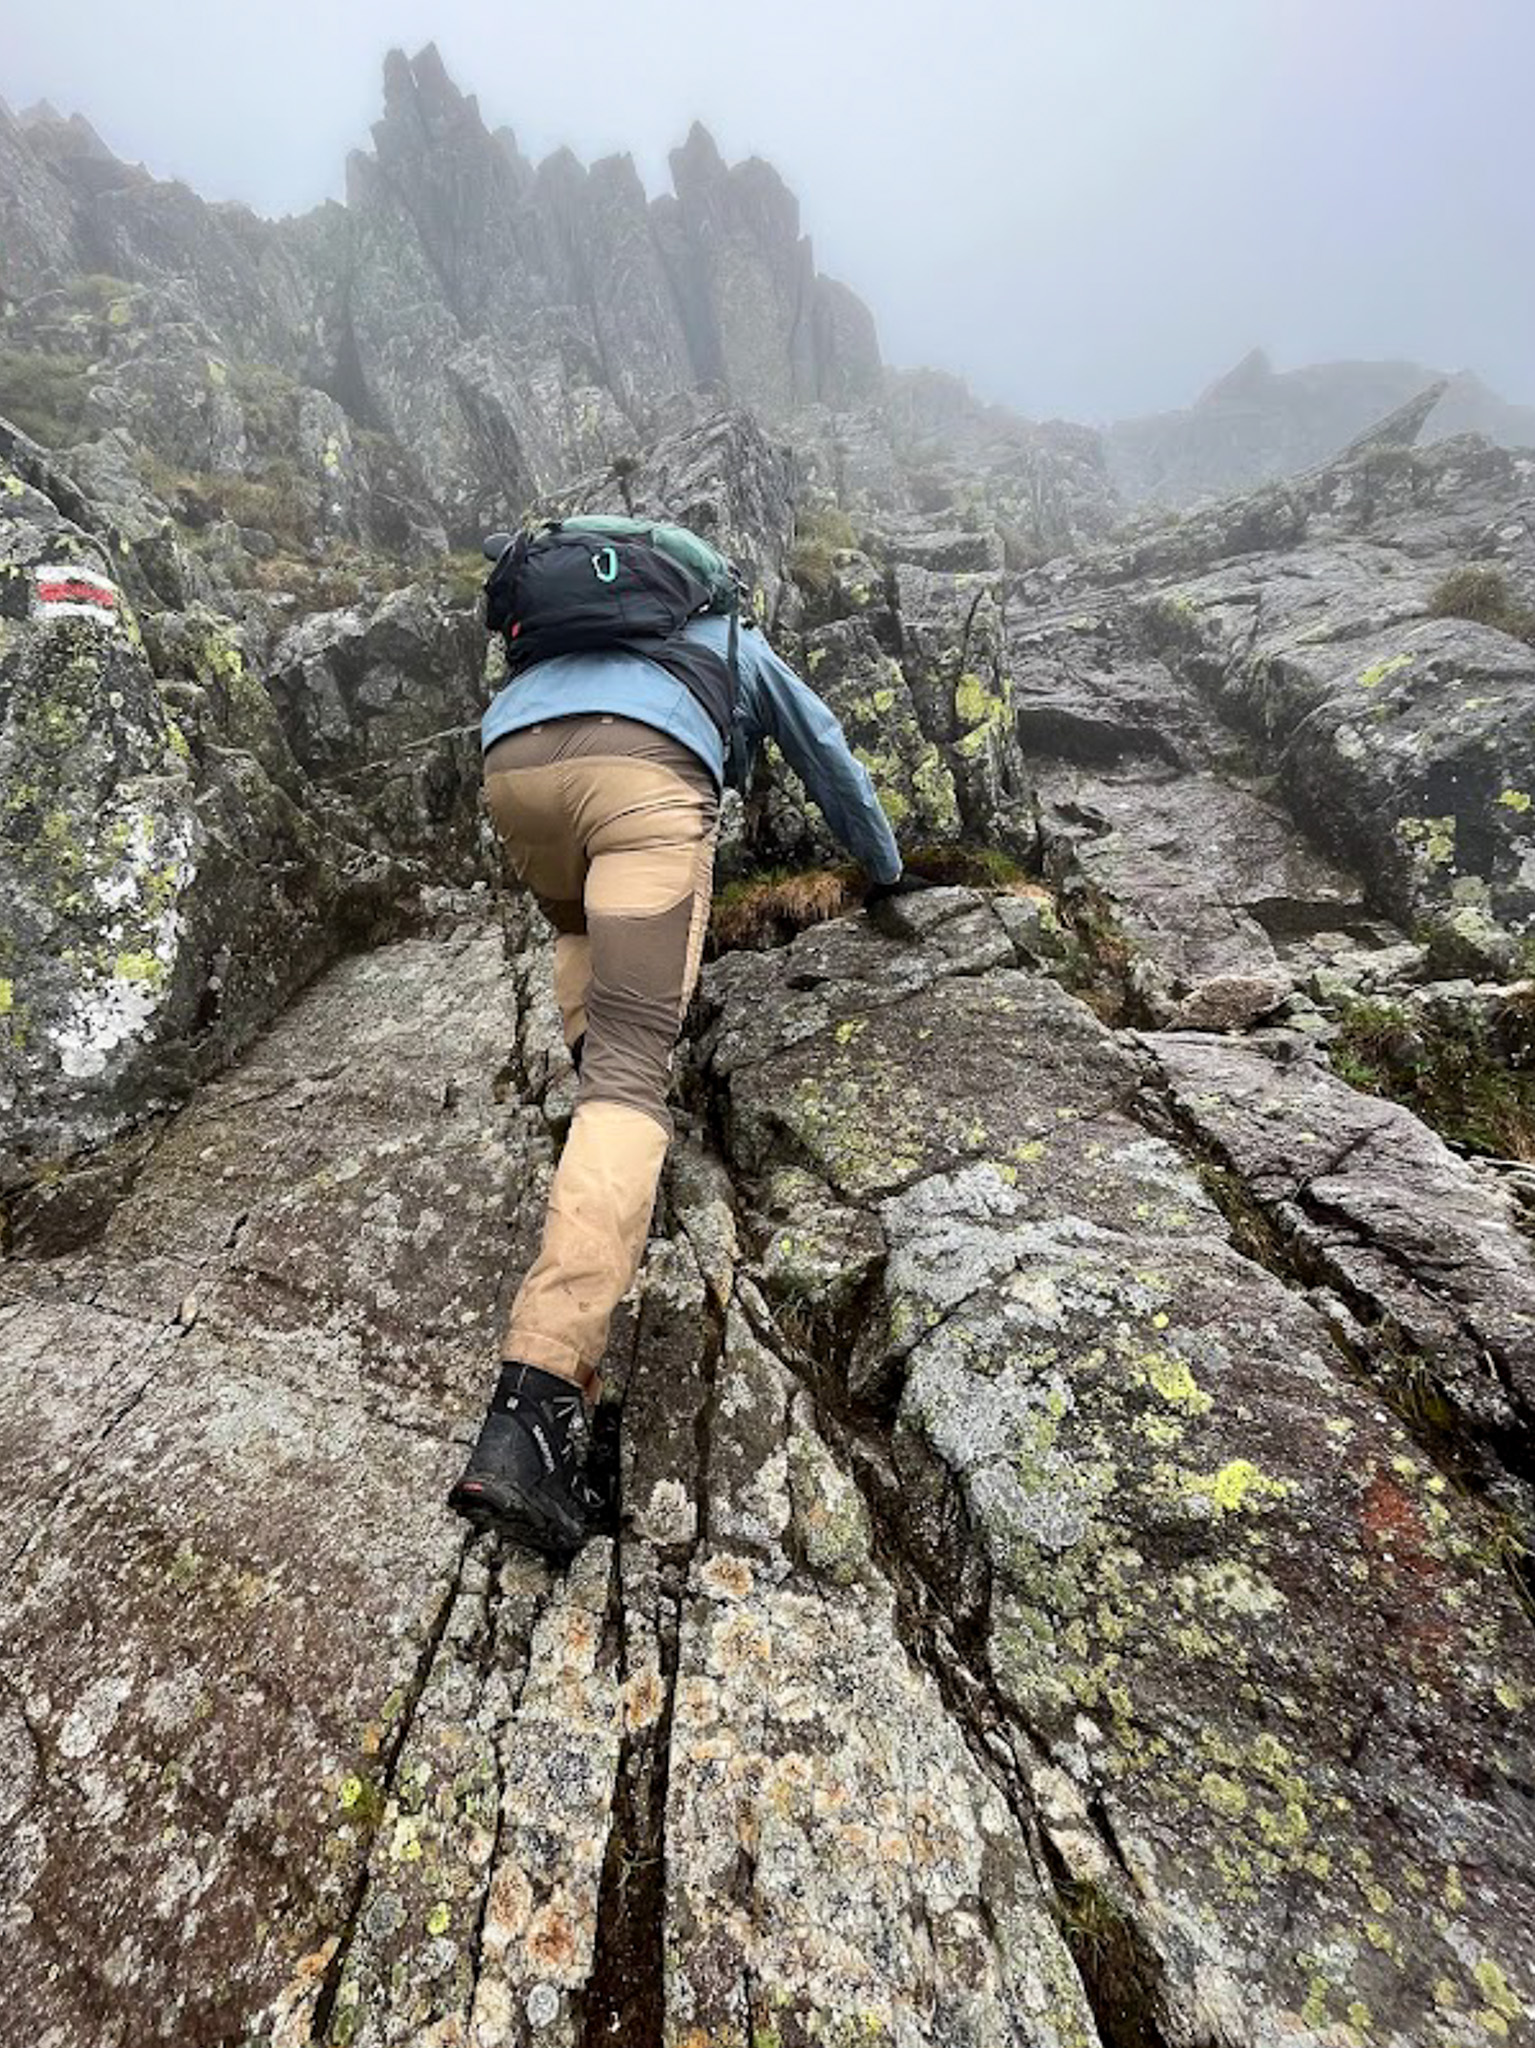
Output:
[1199, 1771, 1248, 1819]
[1255, 1801, 1311, 1852]
[112, 951, 164, 986]
[1473, 1959, 1523, 2031]
[1397, 814, 1457, 867]
[388, 1813, 423, 1862]
[1194, 1559, 1286, 1617]
[1357, 653, 1413, 689]
[0, 978, 12, 1016]
[1171, 1457, 1293, 1516]
[911, 744, 961, 833]
[1144, 1351, 1214, 1414]
[954, 670, 1007, 730]
[1495, 788, 1531, 813]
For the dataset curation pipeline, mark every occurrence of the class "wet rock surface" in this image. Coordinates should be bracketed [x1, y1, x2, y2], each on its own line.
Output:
[699, 891, 1535, 2048]
[3, 890, 1533, 2047]
[1145, 1029, 1535, 1514]
[0, 911, 533, 2044]
[1029, 437, 1535, 951]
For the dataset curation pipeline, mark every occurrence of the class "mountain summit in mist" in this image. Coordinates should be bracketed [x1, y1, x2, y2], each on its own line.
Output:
[4, 40, 1530, 540]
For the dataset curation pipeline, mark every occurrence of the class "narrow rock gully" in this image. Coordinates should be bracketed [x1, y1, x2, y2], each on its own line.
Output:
[2, 878, 1533, 2048]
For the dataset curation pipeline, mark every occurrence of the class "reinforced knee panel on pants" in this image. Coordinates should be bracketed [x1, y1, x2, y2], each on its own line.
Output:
[579, 889, 704, 1129]
[505, 1099, 669, 1378]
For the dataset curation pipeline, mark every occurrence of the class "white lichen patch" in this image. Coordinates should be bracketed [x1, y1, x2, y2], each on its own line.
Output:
[634, 1476, 696, 1548]
[58, 1671, 136, 1760]
[53, 812, 195, 1079]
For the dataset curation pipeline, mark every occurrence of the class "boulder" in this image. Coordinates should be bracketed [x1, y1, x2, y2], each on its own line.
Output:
[698, 890, 1535, 2047]
[0, 453, 468, 1203]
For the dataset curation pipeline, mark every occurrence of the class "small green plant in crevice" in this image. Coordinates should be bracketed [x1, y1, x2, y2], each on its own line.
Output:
[1194, 1159, 1292, 1275]
[1329, 993, 1535, 1161]
[1375, 1340, 1463, 1445]
[1047, 1878, 1166, 2048]
[1468, 1507, 1535, 1620]
[423, 549, 488, 606]
[1369, 1346, 1533, 1616]
[1052, 882, 1143, 1027]
[903, 841, 1036, 890]
[141, 452, 318, 551]
[238, 541, 416, 616]
[609, 449, 640, 513]
[1427, 566, 1535, 647]
[226, 361, 308, 452]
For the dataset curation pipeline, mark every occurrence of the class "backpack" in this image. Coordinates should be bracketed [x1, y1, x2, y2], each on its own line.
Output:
[482, 515, 743, 743]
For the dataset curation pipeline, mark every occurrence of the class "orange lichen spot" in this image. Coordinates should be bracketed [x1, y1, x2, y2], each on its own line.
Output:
[622, 1667, 666, 1731]
[700, 1552, 755, 1601]
[526, 1903, 578, 1974]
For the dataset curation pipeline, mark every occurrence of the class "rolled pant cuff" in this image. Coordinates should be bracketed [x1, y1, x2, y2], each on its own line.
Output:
[502, 1327, 597, 1389]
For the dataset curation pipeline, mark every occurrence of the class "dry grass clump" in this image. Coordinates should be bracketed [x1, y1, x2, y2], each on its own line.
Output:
[711, 867, 855, 951]
[0, 348, 91, 447]
[1428, 566, 1535, 646]
[788, 503, 860, 594]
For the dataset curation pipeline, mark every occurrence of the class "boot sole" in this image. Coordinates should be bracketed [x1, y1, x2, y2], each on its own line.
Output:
[447, 1474, 589, 1561]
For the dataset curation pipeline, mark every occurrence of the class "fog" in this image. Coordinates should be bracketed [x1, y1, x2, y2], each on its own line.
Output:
[6, 0, 1532, 420]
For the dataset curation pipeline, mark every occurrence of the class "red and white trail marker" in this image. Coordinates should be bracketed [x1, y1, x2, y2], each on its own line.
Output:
[32, 561, 122, 623]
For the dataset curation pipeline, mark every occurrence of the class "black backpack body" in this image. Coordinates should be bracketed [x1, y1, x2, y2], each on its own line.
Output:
[484, 523, 739, 743]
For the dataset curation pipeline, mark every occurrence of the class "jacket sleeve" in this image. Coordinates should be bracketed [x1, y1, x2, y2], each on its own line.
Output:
[737, 631, 903, 885]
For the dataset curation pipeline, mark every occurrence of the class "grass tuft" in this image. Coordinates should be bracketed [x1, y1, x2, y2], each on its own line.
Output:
[1427, 566, 1535, 646]
[788, 502, 860, 594]
[1330, 992, 1535, 1161]
[711, 867, 856, 950]
[0, 348, 91, 448]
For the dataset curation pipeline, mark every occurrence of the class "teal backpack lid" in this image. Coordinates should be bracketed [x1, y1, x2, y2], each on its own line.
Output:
[555, 514, 738, 614]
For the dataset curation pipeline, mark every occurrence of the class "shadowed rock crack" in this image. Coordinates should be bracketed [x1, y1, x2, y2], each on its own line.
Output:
[731, 1278, 1170, 2048]
[581, 1294, 725, 2048]
[309, 1531, 475, 2042]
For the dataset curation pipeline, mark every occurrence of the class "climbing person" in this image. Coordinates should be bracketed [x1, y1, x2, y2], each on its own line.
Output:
[448, 514, 927, 1556]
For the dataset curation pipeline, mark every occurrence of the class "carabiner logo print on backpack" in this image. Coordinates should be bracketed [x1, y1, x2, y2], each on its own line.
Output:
[591, 545, 619, 584]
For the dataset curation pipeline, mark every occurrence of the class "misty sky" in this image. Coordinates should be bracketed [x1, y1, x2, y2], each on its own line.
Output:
[5, 0, 1532, 420]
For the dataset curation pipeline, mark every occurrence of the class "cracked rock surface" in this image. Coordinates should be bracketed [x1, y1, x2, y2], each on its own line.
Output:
[3, 885, 1534, 2047]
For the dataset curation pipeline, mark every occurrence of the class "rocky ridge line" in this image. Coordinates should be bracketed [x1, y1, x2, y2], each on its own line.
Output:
[2, 53, 1535, 2041]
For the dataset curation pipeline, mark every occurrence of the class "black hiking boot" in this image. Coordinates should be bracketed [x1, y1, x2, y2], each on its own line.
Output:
[447, 1361, 601, 1559]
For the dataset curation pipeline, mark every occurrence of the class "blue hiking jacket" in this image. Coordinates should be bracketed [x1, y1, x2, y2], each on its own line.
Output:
[480, 614, 903, 885]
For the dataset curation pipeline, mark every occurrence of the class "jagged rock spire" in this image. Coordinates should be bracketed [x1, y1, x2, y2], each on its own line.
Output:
[1340, 375, 1449, 457]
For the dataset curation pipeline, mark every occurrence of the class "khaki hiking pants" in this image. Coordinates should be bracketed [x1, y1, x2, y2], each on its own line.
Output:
[484, 716, 720, 1388]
